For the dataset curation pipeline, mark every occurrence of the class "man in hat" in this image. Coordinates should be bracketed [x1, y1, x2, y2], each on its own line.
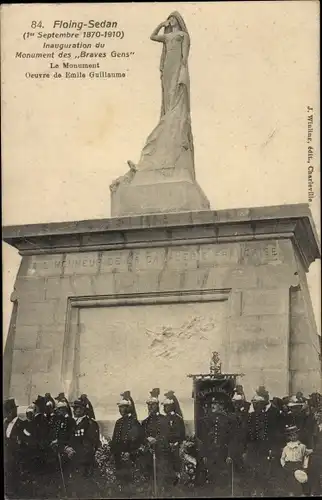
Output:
[164, 390, 184, 418]
[4, 398, 25, 498]
[162, 396, 186, 485]
[55, 392, 73, 418]
[22, 395, 51, 485]
[44, 392, 56, 408]
[79, 393, 96, 420]
[199, 396, 236, 488]
[68, 398, 100, 479]
[141, 390, 170, 491]
[244, 388, 283, 496]
[111, 397, 143, 489]
[121, 390, 138, 419]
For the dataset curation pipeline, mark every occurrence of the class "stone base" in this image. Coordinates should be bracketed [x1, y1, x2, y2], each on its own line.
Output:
[111, 179, 210, 216]
[3, 204, 321, 424]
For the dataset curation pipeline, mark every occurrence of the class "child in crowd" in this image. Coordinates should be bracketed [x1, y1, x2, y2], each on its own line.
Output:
[280, 425, 312, 496]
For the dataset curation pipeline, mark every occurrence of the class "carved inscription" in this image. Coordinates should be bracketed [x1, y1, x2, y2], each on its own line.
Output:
[26, 242, 281, 277]
[241, 242, 280, 264]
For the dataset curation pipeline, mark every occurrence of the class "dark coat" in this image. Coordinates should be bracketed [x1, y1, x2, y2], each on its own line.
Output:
[4, 417, 25, 496]
[4, 417, 25, 460]
[142, 412, 170, 455]
[30, 413, 50, 449]
[230, 407, 249, 458]
[49, 413, 75, 448]
[165, 412, 186, 445]
[111, 414, 143, 456]
[199, 411, 236, 457]
[69, 416, 100, 466]
[246, 404, 282, 456]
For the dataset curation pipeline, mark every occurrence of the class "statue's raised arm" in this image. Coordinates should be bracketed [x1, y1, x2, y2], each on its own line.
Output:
[150, 21, 167, 43]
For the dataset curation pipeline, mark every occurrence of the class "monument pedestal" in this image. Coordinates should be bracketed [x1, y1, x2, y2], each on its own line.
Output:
[110, 167, 211, 216]
[3, 204, 321, 435]
[111, 179, 210, 216]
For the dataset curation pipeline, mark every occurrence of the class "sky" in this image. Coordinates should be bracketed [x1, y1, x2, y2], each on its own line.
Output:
[2, 1, 321, 343]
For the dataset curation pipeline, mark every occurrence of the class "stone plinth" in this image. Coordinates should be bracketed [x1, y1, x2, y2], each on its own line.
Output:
[110, 165, 210, 217]
[111, 179, 210, 217]
[3, 203, 321, 434]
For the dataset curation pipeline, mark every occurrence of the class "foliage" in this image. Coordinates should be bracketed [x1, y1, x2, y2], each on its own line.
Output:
[94, 436, 116, 484]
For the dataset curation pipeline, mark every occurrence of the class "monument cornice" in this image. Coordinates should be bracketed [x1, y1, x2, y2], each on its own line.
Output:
[2, 204, 320, 270]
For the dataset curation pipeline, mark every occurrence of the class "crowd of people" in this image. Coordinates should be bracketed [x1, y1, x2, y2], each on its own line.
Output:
[3, 386, 322, 498]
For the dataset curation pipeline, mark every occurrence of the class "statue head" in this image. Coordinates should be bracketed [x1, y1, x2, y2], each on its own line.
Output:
[166, 12, 188, 34]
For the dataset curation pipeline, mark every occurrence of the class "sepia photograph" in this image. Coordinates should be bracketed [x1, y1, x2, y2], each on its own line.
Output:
[2, 1, 321, 498]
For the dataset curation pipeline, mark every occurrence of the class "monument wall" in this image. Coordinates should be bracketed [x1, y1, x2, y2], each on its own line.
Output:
[4, 205, 321, 431]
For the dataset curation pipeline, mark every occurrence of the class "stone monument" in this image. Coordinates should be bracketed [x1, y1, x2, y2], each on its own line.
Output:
[109, 12, 210, 216]
[3, 12, 321, 435]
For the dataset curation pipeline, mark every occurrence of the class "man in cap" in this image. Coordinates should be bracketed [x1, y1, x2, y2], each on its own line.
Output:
[244, 387, 282, 496]
[68, 398, 100, 479]
[111, 397, 143, 489]
[4, 398, 25, 498]
[162, 395, 186, 485]
[141, 389, 170, 492]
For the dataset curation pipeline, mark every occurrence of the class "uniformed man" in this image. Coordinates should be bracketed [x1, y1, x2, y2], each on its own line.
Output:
[50, 401, 75, 451]
[4, 398, 25, 498]
[141, 391, 170, 492]
[231, 393, 250, 471]
[110, 397, 143, 489]
[28, 395, 50, 472]
[162, 396, 186, 484]
[244, 388, 282, 496]
[68, 398, 100, 478]
[199, 396, 235, 488]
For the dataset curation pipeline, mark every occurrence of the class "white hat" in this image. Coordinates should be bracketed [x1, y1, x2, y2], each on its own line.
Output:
[162, 398, 174, 405]
[251, 394, 265, 402]
[288, 395, 303, 407]
[146, 396, 159, 404]
[56, 401, 67, 408]
[294, 469, 308, 483]
[117, 399, 131, 407]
